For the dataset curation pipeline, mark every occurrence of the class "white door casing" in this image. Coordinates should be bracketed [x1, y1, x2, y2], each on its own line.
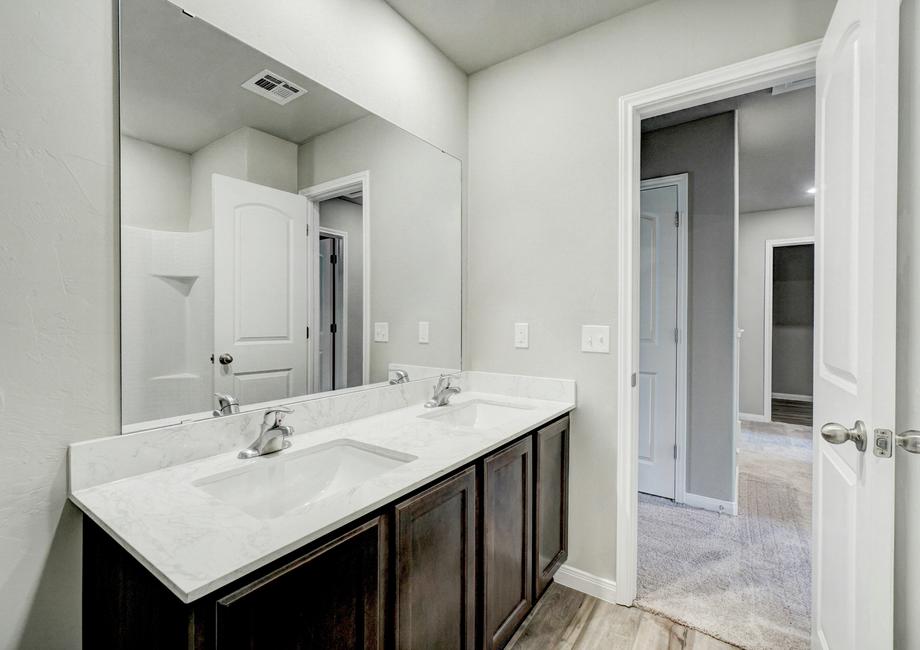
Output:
[638, 176, 688, 499]
[212, 174, 309, 405]
[813, 1, 899, 648]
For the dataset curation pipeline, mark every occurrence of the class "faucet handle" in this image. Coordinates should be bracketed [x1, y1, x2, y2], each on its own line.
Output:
[263, 407, 293, 427]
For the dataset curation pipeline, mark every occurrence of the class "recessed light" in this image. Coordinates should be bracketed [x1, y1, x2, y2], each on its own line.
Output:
[806, 187, 816, 195]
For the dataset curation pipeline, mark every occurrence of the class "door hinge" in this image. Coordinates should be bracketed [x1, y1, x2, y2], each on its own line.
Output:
[674, 328, 680, 343]
[330, 253, 338, 265]
[330, 323, 337, 334]
[306, 224, 310, 237]
[673, 444, 678, 459]
[631, 372, 637, 388]
[674, 211, 680, 228]
[306, 325, 310, 340]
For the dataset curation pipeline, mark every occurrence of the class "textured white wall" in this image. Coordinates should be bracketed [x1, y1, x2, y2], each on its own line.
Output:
[738, 207, 814, 416]
[299, 115, 462, 383]
[896, 2, 920, 648]
[466, 0, 835, 582]
[0, 2, 118, 648]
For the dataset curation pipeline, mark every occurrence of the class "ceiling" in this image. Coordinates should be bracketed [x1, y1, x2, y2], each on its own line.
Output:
[643, 85, 816, 214]
[383, 0, 659, 73]
[120, 0, 369, 153]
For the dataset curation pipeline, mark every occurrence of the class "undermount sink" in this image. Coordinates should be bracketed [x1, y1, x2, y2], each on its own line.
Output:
[419, 399, 535, 429]
[194, 439, 416, 519]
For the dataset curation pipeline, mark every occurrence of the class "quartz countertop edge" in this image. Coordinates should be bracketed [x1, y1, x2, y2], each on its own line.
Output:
[69, 392, 574, 603]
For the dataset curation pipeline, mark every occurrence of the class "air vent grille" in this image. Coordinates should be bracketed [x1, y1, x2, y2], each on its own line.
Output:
[241, 70, 306, 106]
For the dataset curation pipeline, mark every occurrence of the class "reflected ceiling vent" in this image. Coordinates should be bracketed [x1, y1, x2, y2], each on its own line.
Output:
[241, 70, 306, 106]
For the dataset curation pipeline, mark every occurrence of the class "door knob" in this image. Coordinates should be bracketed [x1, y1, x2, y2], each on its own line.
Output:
[820, 420, 867, 452]
[895, 430, 920, 454]
[218, 353, 234, 365]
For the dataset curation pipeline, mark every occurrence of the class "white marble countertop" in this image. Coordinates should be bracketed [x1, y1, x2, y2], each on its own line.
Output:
[70, 391, 573, 603]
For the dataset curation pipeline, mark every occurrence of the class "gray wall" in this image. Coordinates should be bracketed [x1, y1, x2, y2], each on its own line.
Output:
[120, 136, 191, 231]
[896, 1, 920, 647]
[466, 0, 835, 582]
[641, 113, 737, 502]
[771, 244, 814, 397]
[299, 115, 462, 383]
[738, 207, 814, 415]
[319, 198, 365, 388]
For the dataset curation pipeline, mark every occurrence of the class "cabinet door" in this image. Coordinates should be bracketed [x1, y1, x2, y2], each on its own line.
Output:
[482, 437, 533, 650]
[394, 467, 477, 650]
[215, 516, 387, 650]
[534, 417, 569, 599]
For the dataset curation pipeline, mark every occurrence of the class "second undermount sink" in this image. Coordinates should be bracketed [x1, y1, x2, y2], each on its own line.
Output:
[419, 399, 535, 429]
[194, 439, 416, 519]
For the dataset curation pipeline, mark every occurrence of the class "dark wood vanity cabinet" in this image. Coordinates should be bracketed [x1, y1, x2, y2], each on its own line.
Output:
[84, 415, 570, 650]
[482, 436, 533, 650]
[216, 517, 388, 650]
[533, 417, 569, 599]
[393, 466, 477, 650]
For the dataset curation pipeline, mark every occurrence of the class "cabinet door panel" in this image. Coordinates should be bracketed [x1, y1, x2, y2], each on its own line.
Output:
[483, 437, 533, 650]
[534, 417, 569, 598]
[395, 467, 476, 650]
[215, 517, 386, 650]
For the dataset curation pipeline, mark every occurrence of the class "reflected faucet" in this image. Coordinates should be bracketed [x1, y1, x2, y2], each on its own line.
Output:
[213, 393, 240, 417]
[389, 369, 410, 385]
[425, 374, 461, 408]
[238, 408, 295, 459]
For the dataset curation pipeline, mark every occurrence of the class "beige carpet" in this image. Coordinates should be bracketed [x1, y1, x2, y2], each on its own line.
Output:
[636, 420, 812, 650]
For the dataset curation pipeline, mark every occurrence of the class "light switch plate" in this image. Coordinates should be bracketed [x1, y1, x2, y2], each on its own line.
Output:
[514, 322, 529, 349]
[418, 321, 430, 344]
[374, 322, 389, 343]
[581, 324, 610, 353]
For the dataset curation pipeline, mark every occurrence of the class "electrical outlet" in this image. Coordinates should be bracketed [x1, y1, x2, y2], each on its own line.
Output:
[514, 322, 529, 349]
[581, 325, 610, 353]
[418, 321, 430, 344]
[374, 322, 389, 343]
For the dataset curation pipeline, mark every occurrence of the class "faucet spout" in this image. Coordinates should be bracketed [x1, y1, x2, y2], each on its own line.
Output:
[239, 408, 295, 459]
[424, 374, 462, 408]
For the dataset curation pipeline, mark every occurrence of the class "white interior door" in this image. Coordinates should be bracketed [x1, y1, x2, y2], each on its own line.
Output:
[638, 180, 681, 499]
[813, 1, 899, 648]
[213, 174, 309, 405]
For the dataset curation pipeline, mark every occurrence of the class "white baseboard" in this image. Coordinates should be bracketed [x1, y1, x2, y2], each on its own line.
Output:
[771, 392, 813, 403]
[740, 411, 770, 422]
[683, 492, 738, 516]
[553, 565, 618, 604]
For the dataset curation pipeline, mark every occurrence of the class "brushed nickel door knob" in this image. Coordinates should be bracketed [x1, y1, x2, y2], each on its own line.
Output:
[820, 420, 867, 452]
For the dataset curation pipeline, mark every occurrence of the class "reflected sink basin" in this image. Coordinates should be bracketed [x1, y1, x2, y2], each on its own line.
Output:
[194, 439, 416, 519]
[418, 399, 535, 429]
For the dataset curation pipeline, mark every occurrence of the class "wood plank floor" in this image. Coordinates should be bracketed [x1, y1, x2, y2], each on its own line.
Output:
[506, 583, 738, 650]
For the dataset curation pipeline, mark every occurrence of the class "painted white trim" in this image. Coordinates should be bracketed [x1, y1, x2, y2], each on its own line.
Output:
[616, 39, 820, 607]
[683, 492, 738, 516]
[318, 226, 349, 390]
[300, 171, 371, 391]
[772, 392, 813, 403]
[553, 565, 618, 605]
[762, 235, 815, 420]
[731, 108, 741, 516]
[740, 411, 771, 423]
[639, 174, 689, 504]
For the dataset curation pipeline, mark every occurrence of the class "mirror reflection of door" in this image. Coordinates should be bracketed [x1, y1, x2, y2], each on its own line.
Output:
[318, 233, 345, 391]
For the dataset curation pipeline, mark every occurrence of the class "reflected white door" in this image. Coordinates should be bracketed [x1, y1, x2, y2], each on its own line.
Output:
[638, 179, 683, 499]
[812, 0, 899, 648]
[212, 174, 309, 405]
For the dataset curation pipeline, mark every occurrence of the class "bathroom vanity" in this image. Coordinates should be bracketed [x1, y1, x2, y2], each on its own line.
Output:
[70, 376, 573, 649]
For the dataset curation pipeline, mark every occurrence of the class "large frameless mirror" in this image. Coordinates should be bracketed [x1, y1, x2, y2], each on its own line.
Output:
[119, 0, 461, 431]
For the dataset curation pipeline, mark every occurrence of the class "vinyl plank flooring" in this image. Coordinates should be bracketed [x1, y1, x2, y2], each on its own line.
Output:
[507, 583, 738, 650]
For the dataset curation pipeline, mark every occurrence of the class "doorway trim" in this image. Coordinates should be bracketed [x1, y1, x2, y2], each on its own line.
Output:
[319, 226, 349, 390]
[300, 171, 371, 391]
[762, 236, 815, 420]
[615, 40, 820, 606]
[639, 174, 689, 504]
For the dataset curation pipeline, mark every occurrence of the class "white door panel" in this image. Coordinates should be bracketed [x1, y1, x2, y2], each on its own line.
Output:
[213, 174, 309, 404]
[813, 1, 899, 647]
[638, 182, 680, 499]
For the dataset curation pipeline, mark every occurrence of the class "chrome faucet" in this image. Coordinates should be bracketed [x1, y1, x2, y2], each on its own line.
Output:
[213, 393, 240, 417]
[389, 369, 410, 385]
[238, 408, 295, 459]
[425, 374, 461, 408]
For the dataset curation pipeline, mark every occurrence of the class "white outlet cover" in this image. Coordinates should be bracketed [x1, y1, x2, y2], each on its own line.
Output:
[418, 321, 430, 344]
[374, 322, 389, 343]
[581, 324, 610, 353]
[514, 322, 529, 349]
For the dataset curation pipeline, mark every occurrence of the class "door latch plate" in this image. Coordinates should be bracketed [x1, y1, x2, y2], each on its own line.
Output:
[873, 428, 893, 458]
